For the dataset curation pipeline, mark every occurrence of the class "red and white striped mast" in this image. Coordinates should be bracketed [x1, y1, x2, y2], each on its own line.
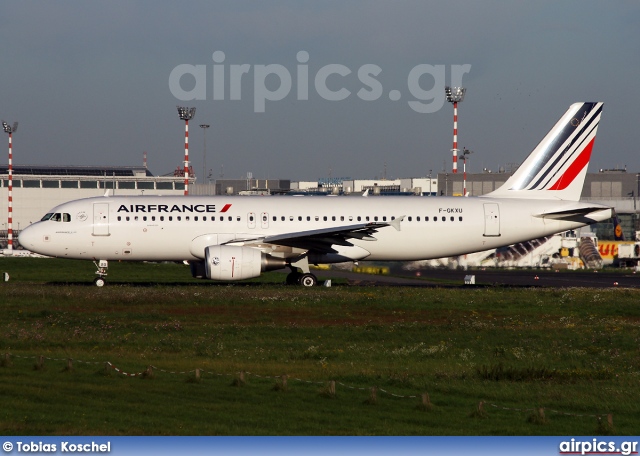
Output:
[445, 87, 466, 174]
[2, 120, 18, 255]
[460, 147, 473, 196]
[177, 106, 196, 196]
[199, 124, 210, 184]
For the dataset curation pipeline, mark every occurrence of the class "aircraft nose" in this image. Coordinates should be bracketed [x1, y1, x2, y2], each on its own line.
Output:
[18, 224, 41, 251]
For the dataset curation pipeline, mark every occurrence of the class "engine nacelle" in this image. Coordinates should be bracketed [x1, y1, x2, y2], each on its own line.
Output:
[204, 245, 286, 281]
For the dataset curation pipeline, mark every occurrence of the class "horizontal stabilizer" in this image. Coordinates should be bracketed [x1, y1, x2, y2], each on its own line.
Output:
[534, 206, 612, 220]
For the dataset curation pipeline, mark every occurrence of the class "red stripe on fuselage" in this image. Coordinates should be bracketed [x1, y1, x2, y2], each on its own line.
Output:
[548, 137, 595, 191]
[220, 204, 232, 213]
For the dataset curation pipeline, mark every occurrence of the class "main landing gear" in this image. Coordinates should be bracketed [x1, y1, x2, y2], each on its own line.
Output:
[285, 268, 318, 287]
[285, 255, 318, 287]
[93, 260, 108, 287]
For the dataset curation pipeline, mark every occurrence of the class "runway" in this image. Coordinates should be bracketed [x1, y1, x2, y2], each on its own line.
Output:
[322, 267, 640, 288]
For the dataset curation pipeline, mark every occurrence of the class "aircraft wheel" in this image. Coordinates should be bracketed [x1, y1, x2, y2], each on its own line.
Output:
[94, 277, 106, 287]
[286, 272, 300, 285]
[299, 273, 317, 287]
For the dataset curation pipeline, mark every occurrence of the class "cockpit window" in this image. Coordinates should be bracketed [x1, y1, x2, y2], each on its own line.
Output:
[41, 212, 71, 222]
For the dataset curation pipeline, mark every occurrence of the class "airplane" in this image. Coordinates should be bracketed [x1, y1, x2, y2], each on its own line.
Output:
[18, 102, 612, 287]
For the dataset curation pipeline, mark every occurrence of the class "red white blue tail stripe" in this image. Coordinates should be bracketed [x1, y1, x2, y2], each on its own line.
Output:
[486, 102, 603, 201]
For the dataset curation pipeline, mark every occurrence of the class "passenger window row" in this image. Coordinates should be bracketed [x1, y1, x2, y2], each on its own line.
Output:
[115, 214, 464, 223]
[117, 215, 238, 222]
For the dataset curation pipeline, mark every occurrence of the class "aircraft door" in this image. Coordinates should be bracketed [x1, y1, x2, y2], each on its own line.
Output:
[261, 212, 269, 229]
[247, 212, 256, 229]
[93, 203, 110, 236]
[483, 203, 500, 237]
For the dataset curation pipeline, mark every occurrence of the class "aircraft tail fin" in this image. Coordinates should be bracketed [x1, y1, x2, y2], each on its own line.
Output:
[613, 212, 625, 241]
[484, 102, 603, 201]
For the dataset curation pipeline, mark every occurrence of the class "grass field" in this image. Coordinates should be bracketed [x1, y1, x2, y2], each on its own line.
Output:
[1, 258, 639, 435]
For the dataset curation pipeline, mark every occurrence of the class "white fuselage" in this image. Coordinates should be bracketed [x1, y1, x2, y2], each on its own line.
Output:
[18, 195, 612, 263]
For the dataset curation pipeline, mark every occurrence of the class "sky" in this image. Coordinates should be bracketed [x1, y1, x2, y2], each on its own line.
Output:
[1, 1, 639, 182]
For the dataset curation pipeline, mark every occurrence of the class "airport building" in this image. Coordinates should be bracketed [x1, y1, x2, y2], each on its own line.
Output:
[291, 177, 438, 196]
[436, 168, 638, 199]
[206, 178, 291, 196]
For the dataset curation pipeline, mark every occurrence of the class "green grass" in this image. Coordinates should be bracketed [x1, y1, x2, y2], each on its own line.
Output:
[1, 258, 639, 435]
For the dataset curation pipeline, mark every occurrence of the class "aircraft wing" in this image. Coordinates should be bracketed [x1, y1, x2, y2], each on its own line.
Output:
[227, 218, 403, 254]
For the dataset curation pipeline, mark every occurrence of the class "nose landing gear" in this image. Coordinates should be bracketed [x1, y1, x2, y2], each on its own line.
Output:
[93, 259, 108, 287]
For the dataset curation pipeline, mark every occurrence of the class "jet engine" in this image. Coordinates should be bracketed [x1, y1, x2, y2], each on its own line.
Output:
[199, 245, 286, 281]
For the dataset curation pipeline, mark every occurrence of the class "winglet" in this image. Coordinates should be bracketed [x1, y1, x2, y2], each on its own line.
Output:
[390, 216, 404, 231]
[362, 189, 369, 197]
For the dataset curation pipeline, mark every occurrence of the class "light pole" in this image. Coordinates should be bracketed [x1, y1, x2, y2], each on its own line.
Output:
[177, 106, 196, 195]
[458, 147, 473, 196]
[199, 124, 210, 183]
[445, 86, 466, 174]
[2, 120, 17, 255]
